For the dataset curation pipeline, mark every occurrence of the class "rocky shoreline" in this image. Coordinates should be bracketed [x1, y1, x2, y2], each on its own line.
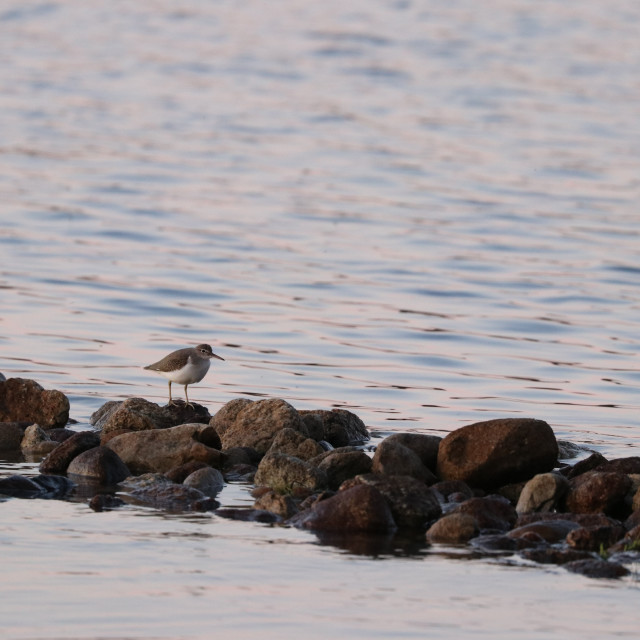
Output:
[1, 376, 639, 580]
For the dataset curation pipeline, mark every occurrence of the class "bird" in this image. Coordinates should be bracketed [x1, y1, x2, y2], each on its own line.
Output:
[144, 343, 224, 408]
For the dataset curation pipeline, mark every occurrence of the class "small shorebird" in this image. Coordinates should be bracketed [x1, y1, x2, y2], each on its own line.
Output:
[144, 343, 224, 408]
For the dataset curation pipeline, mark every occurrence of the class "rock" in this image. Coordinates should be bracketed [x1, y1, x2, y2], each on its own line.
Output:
[566, 524, 626, 551]
[371, 438, 436, 484]
[222, 446, 261, 471]
[557, 440, 586, 460]
[165, 460, 210, 483]
[508, 520, 580, 543]
[516, 473, 569, 514]
[183, 466, 225, 497]
[594, 457, 640, 475]
[299, 409, 370, 447]
[254, 490, 298, 518]
[381, 433, 441, 472]
[20, 424, 60, 457]
[96, 398, 179, 436]
[212, 398, 309, 454]
[561, 452, 607, 479]
[216, 508, 282, 523]
[39, 431, 101, 474]
[449, 496, 517, 532]
[516, 512, 621, 529]
[565, 471, 632, 517]
[89, 494, 126, 512]
[0, 372, 5, 381]
[254, 452, 327, 494]
[565, 559, 630, 579]
[0, 378, 69, 429]
[159, 400, 212, 425]
[119, 474, 217, 512]
[292, 484, 396, 533]
[430, 480, 475, 503]
[625, 510, 640, 531]
[105, 423, 225, 474]
[496, 481, 527, 504]
[47, 428, 77, 443]
[0, 474, 73, 499]
[470, 534, 522, 552]
[266, 428, 325, 461]
[317, 451, 372, 490]
[436, 418, 558, 489]
[426, 513, 479, 544]
[0, 422, 26, 452]
[520, 548, 593, 565]
[67, 447, 131, 485]
[350, 474, 442, 529]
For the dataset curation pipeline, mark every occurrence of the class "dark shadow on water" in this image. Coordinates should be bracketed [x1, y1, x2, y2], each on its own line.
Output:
[310, 529, 431, 558]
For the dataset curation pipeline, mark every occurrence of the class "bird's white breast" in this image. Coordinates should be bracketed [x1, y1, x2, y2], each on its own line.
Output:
[157, 356, 210, 384]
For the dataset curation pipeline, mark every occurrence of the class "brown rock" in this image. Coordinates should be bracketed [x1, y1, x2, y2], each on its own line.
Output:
[40, 431, 101, 474]
[183, 466, 225, 497]
[561, 452, 607, 479]
[254, 452, 327, 494]
[426, 513, 479, 544]
[0, 422, 26, 452]
[437, 418, 558, 489]
[292, 484, 396, 532]
[120, 474, 217, 512]
[299, 409, 369, 447]
[67, 446, 131, 484]
[508, 519, 580, 543]
[105, 423, 225, 474]
[317, 451, 372, 490]
[165, 461, 210, 483]
[565, 559, 630, 579]
[350, 474, 442, 528]
[566, 524, 626, 551]
[431, 480, 475, 502]
[450, 495, 517, 532]
[565, 471, 632, 517]
[374, 433, 440, 471]
[372, 438, 436, 484]
[96, 398, 178, 436]
[254, 490, 298, 518]
[211, 398, 308, 455]
[266, 428, 324, 461]
[0, 378, 69, 429]
[516, 512, 621, 529]
[20, 424, 59, 457]
[520, 548, 594, 565]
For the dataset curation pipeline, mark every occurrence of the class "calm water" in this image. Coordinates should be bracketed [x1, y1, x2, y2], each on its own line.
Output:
[1, 0, 640, 637]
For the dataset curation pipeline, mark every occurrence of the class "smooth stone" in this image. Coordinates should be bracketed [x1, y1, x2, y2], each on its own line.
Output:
[21, 424, 62, 457]
[40, 431, 101, 474]
[565, 558, 630, 579]
[426, 513, 479, 544]
[0, 422, 26, 452]
[561, 451, 608, 479]
[298, 409, 370, 447]
[371, 438, 436, 484]
[254, 490, 299, 518]
[67, 446, 131, 484]
[381, 433, 441, 472]
[508, 519, 580, 543]
[254, 452, 327, 494]
[183, 466, 225, 497]
[516, 472, 569, 514]
[316, 451, 373, 490]
[436, 418, 558, 489]
[449, 495, 517, 532]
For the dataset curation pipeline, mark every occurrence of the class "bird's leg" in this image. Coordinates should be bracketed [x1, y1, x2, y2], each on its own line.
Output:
[184, 384, 194, 409]
[167, 380, 175, 406]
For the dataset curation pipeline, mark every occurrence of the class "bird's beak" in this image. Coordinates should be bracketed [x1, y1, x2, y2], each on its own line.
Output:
[212, 353, 225, 361]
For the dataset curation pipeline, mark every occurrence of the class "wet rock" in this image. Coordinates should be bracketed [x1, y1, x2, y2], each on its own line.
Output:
[160, 400, 212, 425]
[254, 452, 327, 494]
[624, 509, 640, 531]
[566, 524, 626, 551]
[95, 398, 179, 436]
[516, 512, 621, 529]
[350, 474, 442, 529]
[222, 446, 261, 471]
[216, 508, 282, 523]
[449, 496, 517, 532]
[183, 466, 225, 497]
[508, 519, 580, 543]
[39, 430, 101, 474]
[557, 440, 586, 460]
[67, 446, 131, 484]
[0, 474, 73, 499]
[560, 451, 607, 479]
[565, 471, 632, 517]
[164, 460, 210, 483]
[119, 473, 217, 512]
[372, 438, 436, 484]
[470, 534, 522, 552]
[292, 484, 396, 533]
[89, 494, 126, 512]
[299, 409, 370, 447]
[520, 548, 593, 565]
[47, 428, 77, 443]
[0, 372, 5, 381]
[609, 524, 640, 553]
[254, 490, 298, 518]
[430, 480, 475, 503]
[436, 418, 558, 489]
[212, 398, 309, 455]
[594, 457, 640, 475]
[266, 427, 325, 461]
[317, 451, 372, 490]
[426, 513, 479, 544]
[105, 423, 225, 475]
[516, 472, 569, 514]
[565, 558, 630, 579]
[0, 422, 26, 452]
[382, 433, 441, 472]
[0, 377, 69, 429]
[20, 424, 59, 457]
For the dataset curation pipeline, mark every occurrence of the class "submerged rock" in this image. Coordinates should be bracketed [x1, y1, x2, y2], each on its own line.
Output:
[565, 558, 630, 579]
[0, 378, 69, 429]
[436, 418, 558, 489]
[0, 474, 74, 499]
